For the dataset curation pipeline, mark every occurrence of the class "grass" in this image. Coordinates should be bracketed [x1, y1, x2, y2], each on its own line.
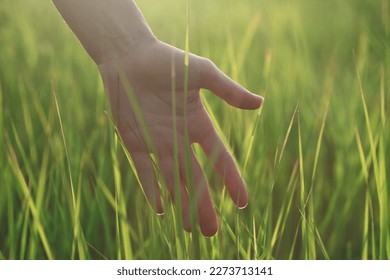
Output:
[0, 0, 389, 259]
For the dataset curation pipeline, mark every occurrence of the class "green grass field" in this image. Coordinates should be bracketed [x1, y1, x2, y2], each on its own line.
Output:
[0, 0, 389, 260]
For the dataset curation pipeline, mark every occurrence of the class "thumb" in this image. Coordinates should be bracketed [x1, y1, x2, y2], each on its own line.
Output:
[200, 59, 264, 110]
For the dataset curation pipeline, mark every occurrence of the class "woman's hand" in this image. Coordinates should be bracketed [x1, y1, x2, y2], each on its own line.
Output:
[99, 39, 263, 236]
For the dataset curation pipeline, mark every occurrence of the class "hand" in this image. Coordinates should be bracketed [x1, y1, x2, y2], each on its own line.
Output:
[98, 39, 263, 237]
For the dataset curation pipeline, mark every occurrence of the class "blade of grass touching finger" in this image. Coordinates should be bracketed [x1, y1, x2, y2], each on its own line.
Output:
[184, 0, 201, 258]
[118, 72, 157, 158]
[117, 72, 164, 230]
[171, 48, 186, 257]
[105, 113, 147, 210]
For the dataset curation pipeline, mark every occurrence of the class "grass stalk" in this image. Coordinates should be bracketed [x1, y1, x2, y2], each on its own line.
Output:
[6, 172, 16, 259]
[170, 42, 187, 258]
[355, 126, 371, 259]
[356, 63, 388, 259]
[278, 100, 300, 165]
[298, 113, 308, 259]
[271, 161, 299, 252]
[6, 141, 54, 260]
[298, 113, 316, 259]
[52, 83, 88, 259]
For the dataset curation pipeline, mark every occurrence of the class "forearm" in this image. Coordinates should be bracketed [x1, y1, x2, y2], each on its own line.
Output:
[52, 0, 156, 65]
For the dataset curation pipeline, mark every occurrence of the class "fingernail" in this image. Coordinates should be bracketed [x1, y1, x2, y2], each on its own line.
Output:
[238, 202, 248, 210]
[258, 95, 264, 104]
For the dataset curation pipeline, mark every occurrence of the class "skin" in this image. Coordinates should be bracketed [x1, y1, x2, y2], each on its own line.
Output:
[53, 0, 263, 237]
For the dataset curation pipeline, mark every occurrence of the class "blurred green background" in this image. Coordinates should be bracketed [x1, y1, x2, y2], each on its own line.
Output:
[0, 0, 389, 259]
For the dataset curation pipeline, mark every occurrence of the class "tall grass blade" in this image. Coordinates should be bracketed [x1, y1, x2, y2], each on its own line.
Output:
[278, 100, 300, 164]
[243, 106, 263, 176]
[113, 132, 133, 260]
[168, 45, 187, 258]
[271, 161, 299, 250]
[355, 62, 388, 259]
[355, 127, 371, 260]
[380, 63, 385, 126]
[0, 81, 3, 150]
[6, 140, 54, 260]
[6, 172, 16, 259]
[183, 0, 201, 258]
[52, 82, 76, 211]
[298, 209, 329, 260]
[52, 82, 89, 259]
[298, 113, 316, 259]
[311, 100, 329, 184]
[298, 113, 308, 259]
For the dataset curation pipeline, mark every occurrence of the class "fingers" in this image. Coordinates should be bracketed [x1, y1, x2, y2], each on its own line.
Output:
[185, 149, 218, 237]
[159, 158, 192, 232]
[131, 153, 164, 215]
[200, 59, 264, 110]
[199, 127, 249, 208]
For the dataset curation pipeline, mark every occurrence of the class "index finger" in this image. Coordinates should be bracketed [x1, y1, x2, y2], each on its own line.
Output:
[199, 59, 263, 110]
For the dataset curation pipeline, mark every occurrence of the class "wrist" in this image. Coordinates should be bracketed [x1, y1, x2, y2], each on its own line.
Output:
[53, 0, 157, 65]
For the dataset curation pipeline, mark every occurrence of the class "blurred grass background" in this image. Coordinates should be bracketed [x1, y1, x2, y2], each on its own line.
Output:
[0, 0, 389, 259]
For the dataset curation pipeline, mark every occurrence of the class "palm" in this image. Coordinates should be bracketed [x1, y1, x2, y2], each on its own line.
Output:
[98, 40, 262, 236]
